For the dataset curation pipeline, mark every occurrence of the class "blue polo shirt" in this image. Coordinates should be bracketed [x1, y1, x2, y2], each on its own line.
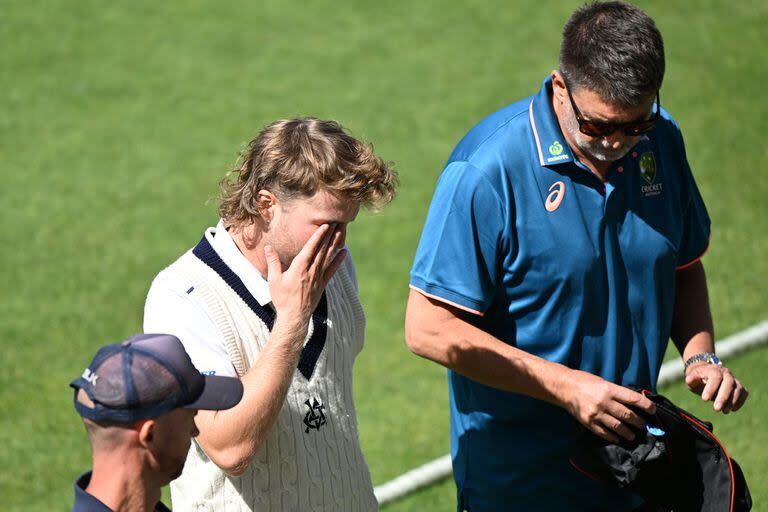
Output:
[410, 77, 710, 511]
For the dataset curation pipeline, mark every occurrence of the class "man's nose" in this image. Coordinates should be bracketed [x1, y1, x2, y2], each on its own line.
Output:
[602, 131, 626, 148]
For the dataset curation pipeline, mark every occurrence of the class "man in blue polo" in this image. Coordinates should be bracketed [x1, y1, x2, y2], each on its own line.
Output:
[405, 2, 749, 511]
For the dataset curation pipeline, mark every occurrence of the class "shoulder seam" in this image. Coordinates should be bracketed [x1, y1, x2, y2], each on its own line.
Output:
[450, 160, 510, 222]
[463, 106, 530, 162]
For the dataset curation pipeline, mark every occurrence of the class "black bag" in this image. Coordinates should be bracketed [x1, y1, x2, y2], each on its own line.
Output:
[570, 390, 751, 511]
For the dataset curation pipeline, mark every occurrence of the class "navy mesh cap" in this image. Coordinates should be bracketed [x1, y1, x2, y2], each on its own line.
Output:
[70, 333, 243, 423]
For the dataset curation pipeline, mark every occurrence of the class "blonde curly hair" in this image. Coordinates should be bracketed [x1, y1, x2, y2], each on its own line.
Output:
[219, 118, 398, 227]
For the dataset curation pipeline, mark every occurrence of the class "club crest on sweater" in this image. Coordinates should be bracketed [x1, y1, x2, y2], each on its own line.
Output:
[303, 397, 327, 433]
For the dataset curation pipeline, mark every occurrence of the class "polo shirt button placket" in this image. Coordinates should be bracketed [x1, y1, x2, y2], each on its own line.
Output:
[604, 165, 624, 212]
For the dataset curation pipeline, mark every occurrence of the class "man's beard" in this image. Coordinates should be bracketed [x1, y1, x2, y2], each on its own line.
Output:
[265, 225, 302, 272]
[562, 109, 636, 163]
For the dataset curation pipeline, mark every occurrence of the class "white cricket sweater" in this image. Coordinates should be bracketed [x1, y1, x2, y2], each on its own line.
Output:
[155, 236, 377, 511]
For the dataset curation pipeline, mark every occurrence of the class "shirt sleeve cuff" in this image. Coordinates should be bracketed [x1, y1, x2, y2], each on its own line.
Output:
[408, 281, 485, 316]
[676, 237, 710, 271]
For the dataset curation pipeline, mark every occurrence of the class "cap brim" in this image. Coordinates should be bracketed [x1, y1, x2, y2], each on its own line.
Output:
[185, 375, 243, 411]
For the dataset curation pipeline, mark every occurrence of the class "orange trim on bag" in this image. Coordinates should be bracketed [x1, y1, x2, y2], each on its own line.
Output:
[569, 459, 609, 485]
[679, 412, 736, 512]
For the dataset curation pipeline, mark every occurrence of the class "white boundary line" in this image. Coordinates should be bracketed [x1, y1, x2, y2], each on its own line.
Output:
[374, 319, 768, 507]
[374, 454, 453, 506]
[657, 320, 768, 386]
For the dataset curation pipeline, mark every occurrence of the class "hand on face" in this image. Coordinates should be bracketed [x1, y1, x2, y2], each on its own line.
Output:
[561, 369, 656, 443]
[265, 223, 346, 325]
[685, 363, 748, 414]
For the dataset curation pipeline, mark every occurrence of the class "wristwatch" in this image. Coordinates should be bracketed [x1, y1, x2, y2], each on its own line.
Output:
[684, 352, 721, 369]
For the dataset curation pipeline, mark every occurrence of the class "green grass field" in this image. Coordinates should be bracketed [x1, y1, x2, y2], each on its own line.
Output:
[1, 1, 766, 510]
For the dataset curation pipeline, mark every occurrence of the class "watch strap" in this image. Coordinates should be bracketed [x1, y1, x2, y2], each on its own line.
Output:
[684, 352, 721, 369]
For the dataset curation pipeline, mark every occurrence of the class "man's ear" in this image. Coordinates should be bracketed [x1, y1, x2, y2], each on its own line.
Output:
[137, 419, 156, 449]
[551, 70, 567, 105]
[256, 190, 279, 222]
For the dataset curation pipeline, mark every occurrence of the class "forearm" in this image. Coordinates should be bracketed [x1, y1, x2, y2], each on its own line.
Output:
[670, 261, 715, 360]
[196, 316, 308, 474]
[405, 291, 572, 408]
[405, 289, 657, 440]
[437, 325, 574, 406]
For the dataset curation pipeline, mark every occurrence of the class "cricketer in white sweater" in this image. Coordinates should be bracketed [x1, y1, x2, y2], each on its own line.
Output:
[144, 221, 377, 511]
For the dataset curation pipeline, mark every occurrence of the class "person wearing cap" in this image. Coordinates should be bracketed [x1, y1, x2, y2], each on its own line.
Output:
[405, 2, 748, 511]
[143, 118, 397, 510]
[70, 333, 243, 512]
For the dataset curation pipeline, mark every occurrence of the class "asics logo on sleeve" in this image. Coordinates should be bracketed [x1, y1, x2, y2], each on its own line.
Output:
[545, 181, 566, 212]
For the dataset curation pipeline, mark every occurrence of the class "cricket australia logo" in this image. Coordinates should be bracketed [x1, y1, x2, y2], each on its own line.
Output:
[303, 397, 327, 433]
[639, 152, 663, 197]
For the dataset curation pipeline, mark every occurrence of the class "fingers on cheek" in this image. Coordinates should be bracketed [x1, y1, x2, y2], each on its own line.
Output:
[323, 227, 339, 251]
[319, 227, 334, 251]
[331, 234, 346, 259]
[332, 229, 343, 249]
[330, 225, 340, 242]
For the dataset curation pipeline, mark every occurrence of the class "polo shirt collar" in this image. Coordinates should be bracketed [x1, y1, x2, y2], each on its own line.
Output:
[73, 472, 112, 512]
[528, 76, 575, 167]
[206, 219, 272, 306]
[73, 471, 172, 512]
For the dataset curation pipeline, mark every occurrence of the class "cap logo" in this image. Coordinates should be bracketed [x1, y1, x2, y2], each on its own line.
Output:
[82, 368, 99, 385]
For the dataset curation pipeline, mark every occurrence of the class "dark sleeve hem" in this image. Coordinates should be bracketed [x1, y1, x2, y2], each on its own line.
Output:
[676, 237, 711, 271]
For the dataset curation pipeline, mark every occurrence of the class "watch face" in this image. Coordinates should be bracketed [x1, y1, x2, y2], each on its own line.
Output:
[710, 355, 721, 365]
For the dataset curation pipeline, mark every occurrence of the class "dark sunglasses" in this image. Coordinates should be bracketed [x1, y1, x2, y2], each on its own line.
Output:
[565, 80, 661, 137]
